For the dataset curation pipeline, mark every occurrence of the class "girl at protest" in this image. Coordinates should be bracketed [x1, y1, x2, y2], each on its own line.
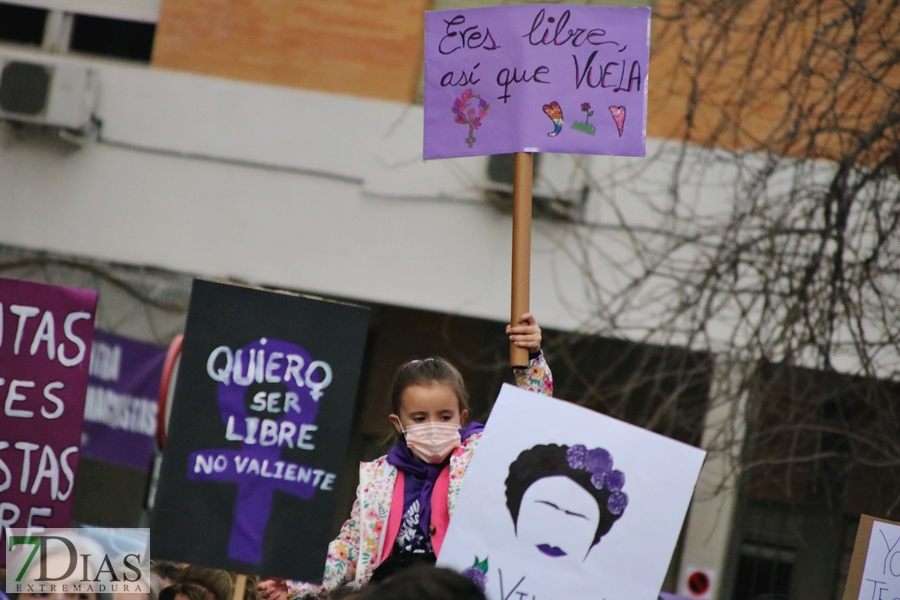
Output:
[260, 313, 553, 598]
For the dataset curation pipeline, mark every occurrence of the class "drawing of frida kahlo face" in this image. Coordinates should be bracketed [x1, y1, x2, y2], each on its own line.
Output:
[516, 475, 600, 558]
[505, 444, 628, 561]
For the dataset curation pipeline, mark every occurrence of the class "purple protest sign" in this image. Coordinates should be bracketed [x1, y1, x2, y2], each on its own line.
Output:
[0, 277, 98, 564]
[81, 331, 166, 471]
[151, 280, 369, 582]
[424, 5, 650, 159]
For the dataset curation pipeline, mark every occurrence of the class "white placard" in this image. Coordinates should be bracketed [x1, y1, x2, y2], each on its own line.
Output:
[437, 384, 706, 600]
[857, 520, 900, 600]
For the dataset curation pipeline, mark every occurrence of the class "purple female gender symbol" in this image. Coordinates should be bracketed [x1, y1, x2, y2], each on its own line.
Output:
[187, 338, 331, 564]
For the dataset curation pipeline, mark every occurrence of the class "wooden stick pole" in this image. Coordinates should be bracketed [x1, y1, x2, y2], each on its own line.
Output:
[510, 151, 533, 367]
[233, 574, 247, 600]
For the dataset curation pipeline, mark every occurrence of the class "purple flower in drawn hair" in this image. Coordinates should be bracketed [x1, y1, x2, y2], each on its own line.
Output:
[584, 448, 613, 476]
[608, 491, 628, 515]
[462, 556, 488, 591]
[565, 444, 627, 518]
[567, 444, 588, 469]
[606, 469, 625, 492]
[463, 568, 487, 591]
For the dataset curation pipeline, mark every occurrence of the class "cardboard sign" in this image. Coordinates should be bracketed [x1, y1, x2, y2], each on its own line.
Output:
[842, 515, 900, 600]
[81, 331, 167, 471]
[150, 280, 369, 581]
[424, 4, 650, 159]
[0, 277, 98, 564]
[437, 384, 705, 600]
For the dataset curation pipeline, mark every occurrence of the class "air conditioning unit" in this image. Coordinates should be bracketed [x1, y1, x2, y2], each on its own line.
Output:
[484, 153, 589, 221]
[0, 54, 98, 130]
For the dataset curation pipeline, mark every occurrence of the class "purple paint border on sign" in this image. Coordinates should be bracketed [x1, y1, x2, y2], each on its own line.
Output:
[424, 4, 650, 159]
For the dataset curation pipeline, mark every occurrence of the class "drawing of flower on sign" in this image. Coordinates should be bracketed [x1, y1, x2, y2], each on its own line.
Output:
[571, 103, 596, 136]
[452, 88, 489, 148]
[462, 556, 489, 591]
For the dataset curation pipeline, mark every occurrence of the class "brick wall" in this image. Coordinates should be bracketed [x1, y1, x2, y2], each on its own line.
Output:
[646, 0, 900, 162]
[152, 0, 429, 103]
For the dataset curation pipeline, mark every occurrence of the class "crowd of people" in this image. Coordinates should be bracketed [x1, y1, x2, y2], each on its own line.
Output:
[1, 560, 488, 600]
[1, 559, 796, 600]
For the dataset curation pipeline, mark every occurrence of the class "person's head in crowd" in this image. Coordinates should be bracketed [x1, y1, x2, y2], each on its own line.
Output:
[369, 553, 437, 584]
[358, 566, 486, 600]
[387, 357, 471, 462]
[239, 576, 260, 600]
[146, 572, 165, 600]
[505, 443, 627, 561]
[112, 558, 163, 600]
[150, 562, 184, 589]
[175, 566, 233, 600]
[158, 583, 214, 600]
[322, 588, 362, 600]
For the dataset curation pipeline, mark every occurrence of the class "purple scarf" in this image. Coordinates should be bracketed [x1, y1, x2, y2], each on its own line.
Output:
[386, 421, 484, 545]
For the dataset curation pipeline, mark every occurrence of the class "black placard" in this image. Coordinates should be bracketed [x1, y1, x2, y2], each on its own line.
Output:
[151, 280, 369, 581]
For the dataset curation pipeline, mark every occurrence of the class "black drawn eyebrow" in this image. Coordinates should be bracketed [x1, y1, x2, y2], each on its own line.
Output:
[535, 499, 589, 520]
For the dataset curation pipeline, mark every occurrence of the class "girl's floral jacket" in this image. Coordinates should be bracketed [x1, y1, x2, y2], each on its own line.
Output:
[287, 351, 553, 598]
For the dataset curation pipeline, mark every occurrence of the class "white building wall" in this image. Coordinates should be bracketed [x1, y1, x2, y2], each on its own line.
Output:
[0, 45, 717, 334]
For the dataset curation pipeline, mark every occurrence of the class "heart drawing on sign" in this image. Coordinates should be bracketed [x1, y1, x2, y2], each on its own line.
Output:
[609, 106, 626, 137]
[542, 101, 564, 137]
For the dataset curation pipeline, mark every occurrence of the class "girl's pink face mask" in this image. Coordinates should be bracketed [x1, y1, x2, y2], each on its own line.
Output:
[402, 422, 461, 464]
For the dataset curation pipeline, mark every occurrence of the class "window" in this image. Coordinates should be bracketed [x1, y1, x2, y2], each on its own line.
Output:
[69, 13, 155, 62]
[733, 541, 795, 600]
[0, 2, 156, 63]
[0, 2, 47, 46]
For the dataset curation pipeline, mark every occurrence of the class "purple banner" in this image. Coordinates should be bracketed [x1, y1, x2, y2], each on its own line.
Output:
[81, 330, 166, 471]
[0, 277, 98, 564]
[424, 5, 650, 159]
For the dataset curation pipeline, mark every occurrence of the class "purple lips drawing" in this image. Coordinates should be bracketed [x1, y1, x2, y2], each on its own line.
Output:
[537, 544, 567, 557]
